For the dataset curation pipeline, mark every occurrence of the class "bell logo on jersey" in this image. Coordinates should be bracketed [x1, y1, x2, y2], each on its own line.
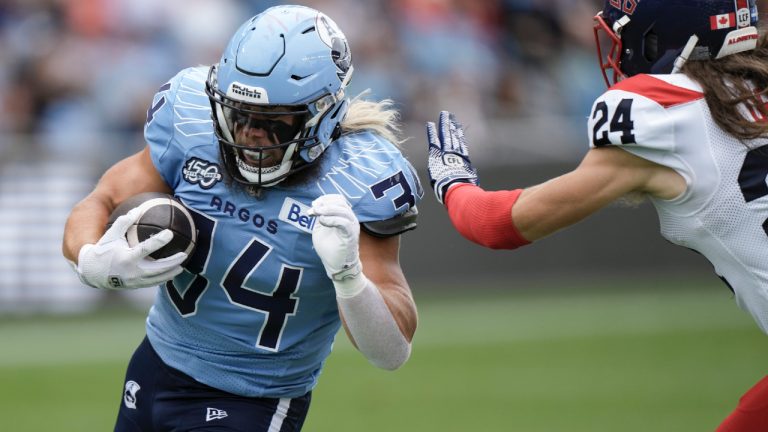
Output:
[279, 198, 317, 233]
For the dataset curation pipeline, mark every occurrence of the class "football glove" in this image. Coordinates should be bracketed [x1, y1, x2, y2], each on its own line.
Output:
[308, 194, 365, 298]
[75, 208, 188, 290]
[426, 110, 479, 204]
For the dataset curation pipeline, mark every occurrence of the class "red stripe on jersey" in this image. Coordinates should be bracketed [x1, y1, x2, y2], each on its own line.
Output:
[747, 94, 768, 122]
[610, 75, 704, 108]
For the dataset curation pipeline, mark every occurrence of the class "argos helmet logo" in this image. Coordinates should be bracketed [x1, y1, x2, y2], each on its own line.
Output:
[316, 13, 352, 80]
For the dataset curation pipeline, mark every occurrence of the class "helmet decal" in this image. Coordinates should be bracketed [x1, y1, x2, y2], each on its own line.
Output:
[228, 82, 269, 104]
[316, 13, 352, 81]
[737, 12, 752, 28]
[608, 0, 638, 15]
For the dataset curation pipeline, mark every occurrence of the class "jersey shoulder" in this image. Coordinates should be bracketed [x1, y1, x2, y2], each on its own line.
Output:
[145, 66, 211, 145]
[609, 74, 704, 108]
[315, 131, 423, 234]
[144, 66, 215, 188]
[587, 74, 705, 152]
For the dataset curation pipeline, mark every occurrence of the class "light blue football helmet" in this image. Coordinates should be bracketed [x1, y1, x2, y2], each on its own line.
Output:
[205, 5, 353, 187]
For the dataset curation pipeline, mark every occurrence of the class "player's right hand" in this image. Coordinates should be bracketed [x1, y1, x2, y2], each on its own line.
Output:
[74, 208, 188, 290]
[426, 110, 479, 204]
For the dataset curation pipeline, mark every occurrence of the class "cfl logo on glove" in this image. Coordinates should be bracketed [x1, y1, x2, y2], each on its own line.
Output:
[279, 198, 317, 233]
[443, 154, 465, 167]
[108, 276, 124, 289]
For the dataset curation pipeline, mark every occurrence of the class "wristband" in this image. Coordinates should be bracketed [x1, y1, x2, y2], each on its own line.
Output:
[444, 184, 531, 249]
[331, 262, 366, 298]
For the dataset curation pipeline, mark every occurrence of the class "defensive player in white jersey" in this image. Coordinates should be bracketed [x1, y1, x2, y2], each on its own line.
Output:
[427, 0, 768, 430]
[62, 5, 421, 431]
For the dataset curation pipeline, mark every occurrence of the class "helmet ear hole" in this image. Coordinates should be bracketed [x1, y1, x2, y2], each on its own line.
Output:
[643, 30, 658, 62]
[331, 123, 342, 141]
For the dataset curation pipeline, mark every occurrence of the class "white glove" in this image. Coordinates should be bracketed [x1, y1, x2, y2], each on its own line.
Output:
[308, 194, 366, 298]
[75, 207, 188, 290]
[426, 110, 479, 204]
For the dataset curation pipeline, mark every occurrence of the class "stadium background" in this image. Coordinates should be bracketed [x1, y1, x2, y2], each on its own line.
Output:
[2, 1, 768, 431]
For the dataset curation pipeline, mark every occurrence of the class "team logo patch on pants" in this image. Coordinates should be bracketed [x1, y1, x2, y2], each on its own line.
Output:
[124, 381, 141, 409]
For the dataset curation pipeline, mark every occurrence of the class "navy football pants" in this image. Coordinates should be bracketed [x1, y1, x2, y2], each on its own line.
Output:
[114, 337, 311, 432]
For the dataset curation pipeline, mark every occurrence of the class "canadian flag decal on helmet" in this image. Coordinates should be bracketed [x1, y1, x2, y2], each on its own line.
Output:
[711, 13, 736, 29]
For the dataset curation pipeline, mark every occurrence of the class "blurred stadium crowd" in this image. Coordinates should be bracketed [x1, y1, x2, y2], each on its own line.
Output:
[2, 0, 765, 313]
[0, 0, 608, 165]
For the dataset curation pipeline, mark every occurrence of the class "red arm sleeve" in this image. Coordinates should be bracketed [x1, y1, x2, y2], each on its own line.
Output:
[443, 183, 531, 250]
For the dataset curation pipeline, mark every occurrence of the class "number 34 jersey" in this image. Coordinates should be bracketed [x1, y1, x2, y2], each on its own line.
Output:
[588, 73, 768, 334]
[141, 67, 422, 398]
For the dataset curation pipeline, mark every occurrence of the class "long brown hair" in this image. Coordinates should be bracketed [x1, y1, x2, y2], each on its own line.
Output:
[682, 31, 768, 140]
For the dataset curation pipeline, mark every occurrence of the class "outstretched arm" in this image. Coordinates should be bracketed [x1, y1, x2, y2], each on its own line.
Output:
[510, 145, 685, 240]
[427, 111, 686, 248]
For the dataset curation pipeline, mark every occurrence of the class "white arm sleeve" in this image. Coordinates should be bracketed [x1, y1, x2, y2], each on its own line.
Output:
[336, 275, 412, 371]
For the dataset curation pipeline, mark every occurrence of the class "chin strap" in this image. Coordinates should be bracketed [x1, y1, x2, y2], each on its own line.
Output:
[672, 35, 700, 74]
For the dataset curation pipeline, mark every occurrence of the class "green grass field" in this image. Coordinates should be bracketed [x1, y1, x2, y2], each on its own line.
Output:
[1, 277, 766, 431]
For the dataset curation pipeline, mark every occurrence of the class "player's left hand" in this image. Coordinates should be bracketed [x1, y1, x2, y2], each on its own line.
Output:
[309, 194, 363, 295]
[426, 110, 479, 204]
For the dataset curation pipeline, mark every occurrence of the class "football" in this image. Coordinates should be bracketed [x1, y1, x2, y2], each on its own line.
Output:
[107, 192, 196, 260]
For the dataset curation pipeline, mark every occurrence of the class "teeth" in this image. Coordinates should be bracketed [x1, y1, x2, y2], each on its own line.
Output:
[243, 149, 268, 161]
[237, 157, 281, 174]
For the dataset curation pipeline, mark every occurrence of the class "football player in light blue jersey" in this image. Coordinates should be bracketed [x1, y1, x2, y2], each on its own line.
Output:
[62, 5, 421, 431]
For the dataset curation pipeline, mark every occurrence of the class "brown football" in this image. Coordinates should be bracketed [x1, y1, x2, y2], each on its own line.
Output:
[107, 192, 196, 260]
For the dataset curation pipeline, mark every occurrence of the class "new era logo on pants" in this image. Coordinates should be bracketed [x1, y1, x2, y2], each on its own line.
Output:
[206, 407, 228, 421]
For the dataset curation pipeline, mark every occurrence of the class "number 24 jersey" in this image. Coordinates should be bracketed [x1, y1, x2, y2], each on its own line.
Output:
[588, 73, 768, 334]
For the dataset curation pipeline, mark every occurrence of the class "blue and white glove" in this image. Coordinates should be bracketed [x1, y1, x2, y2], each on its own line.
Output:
[308, 194, 366, 298]
[426, 111, 479, 204]
[75, 208, 188, 290]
